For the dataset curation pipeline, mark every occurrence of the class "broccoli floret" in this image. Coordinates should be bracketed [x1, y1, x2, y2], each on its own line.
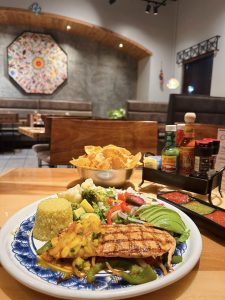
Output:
[81, 189, 99, 205]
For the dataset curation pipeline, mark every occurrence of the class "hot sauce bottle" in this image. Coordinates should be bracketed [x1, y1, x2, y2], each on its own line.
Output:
[161, 125, 179, 174]
[176, 123, 185, 146]
[179, 112, 196, 176]
[202, 138, 220, 170]
[193, 140, 213, 179]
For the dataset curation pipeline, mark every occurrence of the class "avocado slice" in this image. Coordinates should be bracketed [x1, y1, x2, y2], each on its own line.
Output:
[138, 204, 188, 236]
[73, 207, 86, 220]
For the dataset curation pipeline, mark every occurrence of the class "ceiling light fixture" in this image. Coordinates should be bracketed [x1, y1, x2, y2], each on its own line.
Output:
[119, 43, 123, 48]
[166, 78, 180, 89]
[167, 1, 180, 90]
[66, 25, 71, 30]
[109, 0, 117, 4]
[108, 0, 177, 15]
[153, 5, 158, 15]
[145, 2, 151, 14]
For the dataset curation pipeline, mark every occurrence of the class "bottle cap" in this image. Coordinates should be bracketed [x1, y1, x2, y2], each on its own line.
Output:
[184, 112, 196, 124]
[165, 125, 176, 131]
[176, 123, 185, 130]
[202, 138, 220, 154]
[212, 140, 220, 154]
[195, 140, 213, 156]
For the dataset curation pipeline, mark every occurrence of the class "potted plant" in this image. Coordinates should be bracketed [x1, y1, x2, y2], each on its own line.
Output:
[107, 108, 126, 119]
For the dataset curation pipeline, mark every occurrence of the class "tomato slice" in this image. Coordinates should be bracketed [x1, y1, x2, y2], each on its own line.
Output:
[106, 197, 114, 205]
[107, 205, 121, 224]
[120, 201, 131, 212]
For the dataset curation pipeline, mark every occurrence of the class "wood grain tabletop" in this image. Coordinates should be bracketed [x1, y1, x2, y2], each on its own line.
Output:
[0, 168, 224, 300]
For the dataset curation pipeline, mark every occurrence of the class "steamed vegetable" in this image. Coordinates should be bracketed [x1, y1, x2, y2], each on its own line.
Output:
[81, 189, 99, 205]
[119, 265, 157, 285]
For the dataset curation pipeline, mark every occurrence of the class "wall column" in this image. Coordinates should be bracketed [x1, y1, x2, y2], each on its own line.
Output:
[136, 56, 151, 101]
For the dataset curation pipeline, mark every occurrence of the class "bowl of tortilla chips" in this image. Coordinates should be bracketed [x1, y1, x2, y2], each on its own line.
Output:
[70, 144, 142, 187]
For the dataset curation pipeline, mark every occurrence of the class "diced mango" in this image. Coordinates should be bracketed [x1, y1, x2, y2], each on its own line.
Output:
[61, 246, 70, 258]
[80, 213, 100, 222]
[80, 199, 94, 213]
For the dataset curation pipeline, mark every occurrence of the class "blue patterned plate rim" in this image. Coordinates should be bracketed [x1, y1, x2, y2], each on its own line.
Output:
[0, 195, 202, 300]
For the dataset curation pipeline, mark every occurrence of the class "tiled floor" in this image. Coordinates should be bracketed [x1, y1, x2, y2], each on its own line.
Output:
[0, 148, 69, 174]
[0, 148, 38, 173]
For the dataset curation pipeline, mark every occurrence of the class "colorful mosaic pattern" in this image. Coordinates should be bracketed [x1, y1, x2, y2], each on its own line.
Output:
[8, 32, 68, 94]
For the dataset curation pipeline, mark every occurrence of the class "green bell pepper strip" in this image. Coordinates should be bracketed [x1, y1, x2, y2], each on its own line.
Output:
[120, 265, 157, 285]
[36, 241, 52, 255]
[107, 258, 134, 270]
[171, 255, 182, 264]
[86, 260, 157, 285]
[86, 262, 106, 283]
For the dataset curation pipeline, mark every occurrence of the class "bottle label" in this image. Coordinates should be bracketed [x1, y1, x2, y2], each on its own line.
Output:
[194, 155, 211, 178]
[176, 129, 184, 146]
[179, 147, 194, 176]
[162, 155, 178, 173]
[194, 156, 200, 172]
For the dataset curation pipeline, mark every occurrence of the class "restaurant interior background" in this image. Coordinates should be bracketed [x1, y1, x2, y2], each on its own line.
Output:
[0, 2, 225, 299]
[0, 0, 225, 171]
[1, 0, 225, 111]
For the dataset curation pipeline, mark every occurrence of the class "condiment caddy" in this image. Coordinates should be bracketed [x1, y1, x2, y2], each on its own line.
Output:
[141, 112, 224, 203]
[140, 165, 225, 203]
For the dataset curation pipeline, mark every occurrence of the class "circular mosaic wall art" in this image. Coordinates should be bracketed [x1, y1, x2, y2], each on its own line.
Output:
[7, 32, 68, 94]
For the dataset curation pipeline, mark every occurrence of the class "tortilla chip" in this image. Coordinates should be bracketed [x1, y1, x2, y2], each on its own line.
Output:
[84, 145, 102, 155]
[70, 145, 142, 170]
[111, 156, 127, 169]
[126, 152, 142, 168]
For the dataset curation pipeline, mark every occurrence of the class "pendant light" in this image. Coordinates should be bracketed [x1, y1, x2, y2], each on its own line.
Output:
[166, 77, 180, 89]
[167, 1, 180, 90]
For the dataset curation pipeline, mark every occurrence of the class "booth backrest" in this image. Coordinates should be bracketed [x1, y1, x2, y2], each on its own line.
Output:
[0, 98, 93, 121]
[167, 94, 225, 125]
[39, 100, 92, 117]
[0, 113, 19, 124]
[49, 118, 158, 165]
[126, 100, 168, 123]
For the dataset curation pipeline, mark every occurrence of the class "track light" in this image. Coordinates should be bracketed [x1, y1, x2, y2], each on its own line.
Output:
[144, 0, 177, 15]
[108, 0, 177, 15]
[153, 6, 158, 15]
[145, 2, 151, 14]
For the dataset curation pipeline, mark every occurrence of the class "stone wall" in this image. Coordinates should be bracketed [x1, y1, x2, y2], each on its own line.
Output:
[0, 25, 137, 117]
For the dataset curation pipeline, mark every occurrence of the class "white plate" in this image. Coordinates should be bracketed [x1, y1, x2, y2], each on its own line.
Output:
[0, 195, 202, 300]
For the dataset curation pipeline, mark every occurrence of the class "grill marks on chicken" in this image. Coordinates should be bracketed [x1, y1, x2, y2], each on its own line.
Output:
[98, 224, 176, 270]
[43, 222, 176, 270]
[98, 224, 175, 259]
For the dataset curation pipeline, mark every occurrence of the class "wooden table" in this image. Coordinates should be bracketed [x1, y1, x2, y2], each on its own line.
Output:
[0, 168, 225, 300]
[18, 126, 46, 139]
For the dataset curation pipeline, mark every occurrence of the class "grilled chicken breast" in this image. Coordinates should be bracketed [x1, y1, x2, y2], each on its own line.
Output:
[42, 222, 176, 269]
[97, 224, 176, 259]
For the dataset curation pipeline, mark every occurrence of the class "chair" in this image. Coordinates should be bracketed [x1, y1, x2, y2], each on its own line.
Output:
[32, 115, 92, 167]
[33, 118, 158, 167]
[32, 144, 51, 167]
